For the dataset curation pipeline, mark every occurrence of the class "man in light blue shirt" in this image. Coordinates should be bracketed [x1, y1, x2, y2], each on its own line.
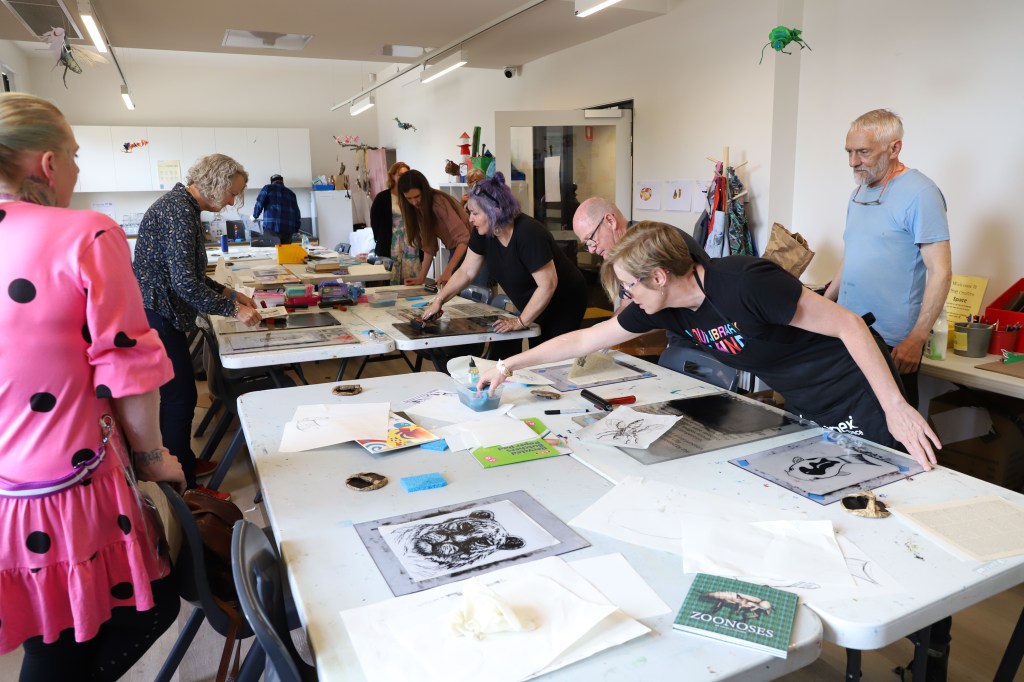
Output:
[825, 109, 951, 411]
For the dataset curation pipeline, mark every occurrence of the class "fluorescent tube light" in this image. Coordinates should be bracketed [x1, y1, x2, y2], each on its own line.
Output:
[420, 50, 467, 84]
[78, 0, 107, 53]
[120, 84, 135, 110]
[350, 95, 375, 116]
[575, 0, 623, 18]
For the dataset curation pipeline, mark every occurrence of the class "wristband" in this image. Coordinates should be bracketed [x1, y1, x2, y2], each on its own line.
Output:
[231, 302, 241, 318]
[228, 289, 238, 303]
[496, 358, 513, 378]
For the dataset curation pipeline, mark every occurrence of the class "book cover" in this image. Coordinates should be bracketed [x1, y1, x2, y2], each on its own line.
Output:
[673, 574, 798, 658]
[472, 438, 561, 468]
[356, 414, 440, 454]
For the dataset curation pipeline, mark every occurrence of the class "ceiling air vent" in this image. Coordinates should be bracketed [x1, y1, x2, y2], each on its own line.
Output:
[223, 29, 312, 51]
[1, 0, 82, 40]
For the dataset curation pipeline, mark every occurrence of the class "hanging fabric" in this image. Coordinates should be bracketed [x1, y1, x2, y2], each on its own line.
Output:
[724, 166, 755, 256]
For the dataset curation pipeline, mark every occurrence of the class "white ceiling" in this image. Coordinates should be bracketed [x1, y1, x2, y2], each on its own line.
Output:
[0, 0, 672, 70]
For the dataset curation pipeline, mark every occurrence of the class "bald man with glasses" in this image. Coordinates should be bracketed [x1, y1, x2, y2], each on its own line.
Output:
[824, 109, 951, 412]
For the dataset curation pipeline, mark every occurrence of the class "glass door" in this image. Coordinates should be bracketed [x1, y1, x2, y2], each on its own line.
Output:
[494, 109, 633, 234]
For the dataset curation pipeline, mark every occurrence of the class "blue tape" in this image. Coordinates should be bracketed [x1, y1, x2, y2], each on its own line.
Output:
[411, 301, 429, 308]
[401, 473, 447, 492]
[808, 493, 826, 500]
[736, 459, 750, 466]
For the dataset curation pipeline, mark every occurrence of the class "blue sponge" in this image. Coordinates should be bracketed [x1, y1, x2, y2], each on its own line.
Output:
[401, 473, 447, 492]
[420, 439, 448, 451]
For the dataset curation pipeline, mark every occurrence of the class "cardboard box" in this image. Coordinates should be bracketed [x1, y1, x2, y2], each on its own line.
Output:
[927, 388, 1024, 490]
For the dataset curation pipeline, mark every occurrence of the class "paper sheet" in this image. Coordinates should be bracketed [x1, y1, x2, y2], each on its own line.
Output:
[680, 518, 854, 587]
[386, 574, 617, 682]
[446, 355, 553, 386]
[760, 534, 902, 601]
[433, 415, 537, 451]
[403, 395, 512, 428]
[570, 476, 797, 555]
[279, 402, 390, 452]
[892, 495, 1024, 561]
[340, 556, 649, 682]
[574, 407, 681, 449]
[569, 553, 670, 620]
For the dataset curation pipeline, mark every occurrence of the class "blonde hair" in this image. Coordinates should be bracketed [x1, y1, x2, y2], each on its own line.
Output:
[466, 168, 486, 186]
[186, 154, 248, 207]
[0, 93, 70, 187]
[850, 109, 904, 144]
[600, 221, 694, 302]
[386, 161, 410, 190]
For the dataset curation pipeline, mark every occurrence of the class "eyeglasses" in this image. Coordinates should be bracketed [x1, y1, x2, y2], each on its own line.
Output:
[583, 215, 605, 250]
[851, 172, 895, 206]
[471, 183, 498, 205]
[619, 275, 645, 300]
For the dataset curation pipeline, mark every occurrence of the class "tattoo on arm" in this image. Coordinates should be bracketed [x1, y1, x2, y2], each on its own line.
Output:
[133, 448, 165, 467]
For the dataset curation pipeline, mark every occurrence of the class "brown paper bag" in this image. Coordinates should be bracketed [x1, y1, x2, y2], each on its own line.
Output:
[763, 222, 814, 277]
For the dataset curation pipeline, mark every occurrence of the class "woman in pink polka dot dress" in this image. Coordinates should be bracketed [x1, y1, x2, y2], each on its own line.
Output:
[0, 94, 186, 680]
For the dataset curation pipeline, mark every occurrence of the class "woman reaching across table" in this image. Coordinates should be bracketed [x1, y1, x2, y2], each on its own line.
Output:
[419, 172, 586, 353]
[397, 169, 471, 287]
[0, 92, 184, 680]
[478, 221, 941, 468]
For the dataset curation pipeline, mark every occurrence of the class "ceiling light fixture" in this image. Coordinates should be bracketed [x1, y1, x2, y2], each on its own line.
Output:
[120, 84, 135, 110]
[77, 0, 107, 53]
[574, 0, 623, 18]
[419, 49, 467, 84]
[350, 95, 375, 116]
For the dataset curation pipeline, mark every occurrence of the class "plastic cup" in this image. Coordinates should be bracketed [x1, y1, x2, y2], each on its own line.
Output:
[455, 381, 503, 412]
[988, 328, 1019, 355]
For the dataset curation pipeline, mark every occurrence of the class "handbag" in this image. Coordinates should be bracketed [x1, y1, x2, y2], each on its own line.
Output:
[762, 222, 815, 277]
[183, 489, 245, 682]
[138, 480, 182, 563]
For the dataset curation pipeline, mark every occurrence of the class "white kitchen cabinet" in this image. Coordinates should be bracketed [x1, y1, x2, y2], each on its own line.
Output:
[111, 126, 152, 191]
[278, 128, 312, 186]
[244, 128, 279, 186]
[146, 127, 183, 190]
[180, 127, 216, 178]
[214, 128, 247, 168]
[74, 126, 116, 193]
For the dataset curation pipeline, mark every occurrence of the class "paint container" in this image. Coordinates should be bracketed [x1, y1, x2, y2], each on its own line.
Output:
[220, 234, 229, 253]
[455, 381, 503, 412]
[988, 328, 1019, 356]
[953, 322, 994, 358]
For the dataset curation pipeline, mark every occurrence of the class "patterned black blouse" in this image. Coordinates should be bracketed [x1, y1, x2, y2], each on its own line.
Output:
[133, 183, 233, 333]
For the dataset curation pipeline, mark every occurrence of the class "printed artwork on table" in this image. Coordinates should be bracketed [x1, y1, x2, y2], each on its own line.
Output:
[355, 491, 590, 596]
[730, 433, 923, 504]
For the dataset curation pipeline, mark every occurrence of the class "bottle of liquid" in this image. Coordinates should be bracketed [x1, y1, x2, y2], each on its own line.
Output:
[925, 308, 948, 360]
[467, 357, 479, 386]
[301, 233, 310, 251]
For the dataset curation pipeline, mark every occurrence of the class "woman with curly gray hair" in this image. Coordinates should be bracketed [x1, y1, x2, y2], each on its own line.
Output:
[133, 153, 261, 495]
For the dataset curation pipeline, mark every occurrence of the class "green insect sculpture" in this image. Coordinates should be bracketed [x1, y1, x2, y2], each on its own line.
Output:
[759, 26, 811, 64]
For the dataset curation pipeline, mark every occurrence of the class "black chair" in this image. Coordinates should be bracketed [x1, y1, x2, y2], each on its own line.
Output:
[658, 345, 741, 392]
[250, 231, 281, 247]
[333, 242, 351, 254]
[231, 519, 318, 682]
[195, 315, 294, 490]
[460, 284, 493, 305]
[155, 483, 263, 682]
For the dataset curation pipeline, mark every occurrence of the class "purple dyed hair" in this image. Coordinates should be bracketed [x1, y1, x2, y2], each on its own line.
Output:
[466, 171, 519, 236]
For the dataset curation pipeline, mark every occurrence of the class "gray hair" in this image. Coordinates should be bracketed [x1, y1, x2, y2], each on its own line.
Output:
[186, 153, 248, 207]
[0, 93, 69, 187]
[850, 109, 904, 144]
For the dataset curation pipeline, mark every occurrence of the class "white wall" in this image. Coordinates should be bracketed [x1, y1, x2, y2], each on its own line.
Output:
[8, 0, 1023, 307]
[371, 0, 782, 248]
[20, 46, 381, 218]
[0, 40, 32, 92]
[792, 0, 1024, 305]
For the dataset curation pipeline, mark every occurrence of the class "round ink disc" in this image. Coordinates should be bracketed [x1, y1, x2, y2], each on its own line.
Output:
[531, 389, 561, 401]
[345, 472, 388, 492]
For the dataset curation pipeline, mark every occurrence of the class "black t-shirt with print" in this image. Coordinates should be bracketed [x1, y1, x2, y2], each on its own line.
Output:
[617, 256, 894, 446]
[469, 213, 586, 338]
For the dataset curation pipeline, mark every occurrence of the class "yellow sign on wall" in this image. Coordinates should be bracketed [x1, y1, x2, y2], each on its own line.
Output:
[946, 274, 988, 322]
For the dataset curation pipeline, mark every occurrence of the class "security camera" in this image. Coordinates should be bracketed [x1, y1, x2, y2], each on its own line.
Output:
[503, 66, 518, 79]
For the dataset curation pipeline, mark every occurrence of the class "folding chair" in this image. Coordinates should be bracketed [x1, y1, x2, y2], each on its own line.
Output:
[231, 519, 318, 682]
[658, 345, 741, 392]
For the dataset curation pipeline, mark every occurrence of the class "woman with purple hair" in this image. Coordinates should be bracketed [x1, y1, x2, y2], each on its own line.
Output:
[420, 172, 586, 353]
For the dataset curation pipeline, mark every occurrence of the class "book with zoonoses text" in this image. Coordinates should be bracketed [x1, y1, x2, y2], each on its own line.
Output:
[673, 574, 798, 658]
